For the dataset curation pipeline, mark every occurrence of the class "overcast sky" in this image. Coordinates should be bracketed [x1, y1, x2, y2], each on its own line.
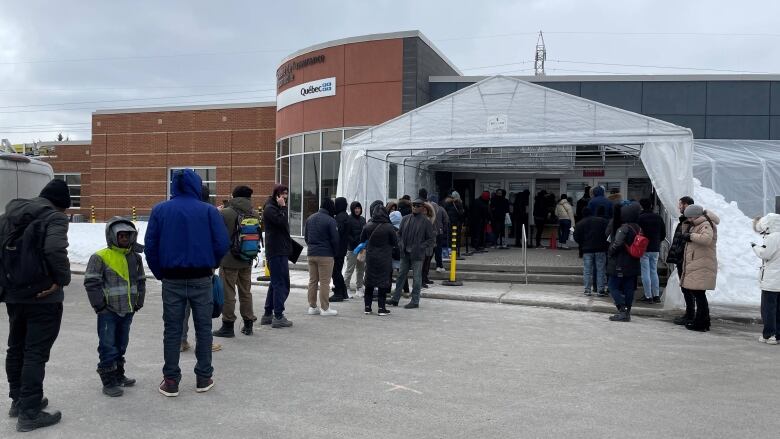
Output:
[1, 0, 779, 143]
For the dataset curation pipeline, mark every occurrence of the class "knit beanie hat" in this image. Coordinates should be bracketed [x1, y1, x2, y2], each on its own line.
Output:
[684, 204, 705, 218]
[232, 185, 253, 198]
[39, 179, 71, 209]
[451, 191, 461, 200]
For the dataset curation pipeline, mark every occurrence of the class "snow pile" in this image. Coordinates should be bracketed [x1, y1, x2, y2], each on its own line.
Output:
[692, 179, 762, 306]
[68, 222, 149, 266]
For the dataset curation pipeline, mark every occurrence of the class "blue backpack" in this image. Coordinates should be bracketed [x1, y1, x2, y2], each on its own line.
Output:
[230, 214, 261, 262]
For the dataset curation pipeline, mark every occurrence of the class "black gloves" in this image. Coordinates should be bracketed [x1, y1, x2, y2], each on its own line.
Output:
[682, 233, 692, 242]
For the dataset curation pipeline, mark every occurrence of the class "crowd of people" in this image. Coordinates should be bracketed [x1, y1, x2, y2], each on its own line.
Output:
[0, 172, 779, 432]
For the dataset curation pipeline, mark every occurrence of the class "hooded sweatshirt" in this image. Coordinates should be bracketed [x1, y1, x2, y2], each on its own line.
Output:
[753, 213, 780, 292]
[587, 186, 614, 220]
[607, 202, 642, 277]
[84, 217, 146, 315]
[144, 169, 230, 280]
[334, 197, 350, 257]
[346, 201, 366, 251]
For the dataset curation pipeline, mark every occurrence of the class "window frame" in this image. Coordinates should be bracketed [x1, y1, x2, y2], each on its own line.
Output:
[168, 166, 217, 205]
[53, 173, 81, 208]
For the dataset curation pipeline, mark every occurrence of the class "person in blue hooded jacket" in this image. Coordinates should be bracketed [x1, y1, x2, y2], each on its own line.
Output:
[144, 169, 230, 398]
[587, 186, 613, 220]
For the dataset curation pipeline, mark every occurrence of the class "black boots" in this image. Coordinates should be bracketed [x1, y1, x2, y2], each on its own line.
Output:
[609, 306, 631, 322]
[97, 367, 124, 397]
[213, 320, 235, 338]
[116, 360, 136, 387]
[241, 319, 254, 335]
[16, 410, 62, 432]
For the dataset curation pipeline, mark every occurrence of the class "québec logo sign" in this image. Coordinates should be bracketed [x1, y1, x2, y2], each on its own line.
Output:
[300, 81, 333, 96]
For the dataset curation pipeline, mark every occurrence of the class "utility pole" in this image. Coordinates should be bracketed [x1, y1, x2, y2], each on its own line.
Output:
[534, 31, 546, 76]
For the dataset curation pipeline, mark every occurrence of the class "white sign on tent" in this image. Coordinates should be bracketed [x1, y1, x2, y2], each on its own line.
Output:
[487, 114, 508, 132]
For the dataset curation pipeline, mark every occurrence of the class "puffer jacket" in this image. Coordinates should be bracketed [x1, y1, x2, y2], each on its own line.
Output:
[361, 208, 397, 288]
[220, 196, 256, 269]
[680, 210, 720, 291]
[346, 202, 366, 251]
[555, 199, 575, 223]
[84, 217, 146, 316]
[752, 213, 780, 292]
[334, 197, 350, 258]
[607, 203, 642, 278]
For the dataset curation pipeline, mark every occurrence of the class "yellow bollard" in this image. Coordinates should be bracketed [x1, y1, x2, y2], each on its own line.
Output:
[132, 206, 137, 222]
[442, 225, 463, 286]
[90, 205, 96, 224]
[257, 259, 271, 282]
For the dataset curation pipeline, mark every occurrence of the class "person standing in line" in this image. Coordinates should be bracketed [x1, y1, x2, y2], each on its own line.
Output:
[420, 201, 437, 288]
[532, 190, 549, 248]
[470, 191, 491, 251]
[429, 194, 449, 273]
[555, 194, 575, 250]
[666, 196, 696, 325]
[389, 198, 436, 309]
[513, 190, 530, 247]
[606, 202, 642, 322]
[573, 207, 609, 297]
[361, 204, 398, 316]
[145, 169, 230, 397]
[212, 186, 259, 338]
[84, 217, 145, 398]
[260, 184, 295, 328]
[398, 196, 413, 216]
[587, 186, 613, 220]
[491, 189, 511, 249]
[304, 198, 339, 316]
[1, 179, 71, 431]
[330, 197, 350, 302]
[752, 214, 780, 344]
[445, 192, 465, 256]
[343, 201, 367, 297]
[575, 186, 591, 223]
[637, 198, 667, 304]
[679, 204, 719, 332]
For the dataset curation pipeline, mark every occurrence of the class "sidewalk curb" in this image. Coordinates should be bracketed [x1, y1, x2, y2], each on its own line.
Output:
[70, 269, 761, 326]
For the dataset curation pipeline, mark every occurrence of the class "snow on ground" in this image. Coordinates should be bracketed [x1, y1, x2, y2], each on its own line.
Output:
[68, 222, 149, 266]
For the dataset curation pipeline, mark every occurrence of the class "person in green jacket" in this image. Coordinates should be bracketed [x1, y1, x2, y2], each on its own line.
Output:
[84, 217, 146, 397]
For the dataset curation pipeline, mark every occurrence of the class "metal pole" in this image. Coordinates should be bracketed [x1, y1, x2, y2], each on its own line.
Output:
[523, 224, 528, 285]
[442, 225, 463, 286]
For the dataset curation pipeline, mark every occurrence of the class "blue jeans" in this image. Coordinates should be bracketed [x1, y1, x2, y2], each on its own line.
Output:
[558, 219, 571, 244]
[162, 277, 213, 381]
[640, 251, 660, 298]
[583, 252, 606, 292]
[392, 253, 423, 304]
[609, 275, 637, 309]
[96, 311, 134, 370]
[264, 255, 290, 319]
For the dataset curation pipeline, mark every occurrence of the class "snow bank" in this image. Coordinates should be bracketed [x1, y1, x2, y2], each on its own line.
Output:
[688, 179, 762, 306]
[68, 222, 149, 266]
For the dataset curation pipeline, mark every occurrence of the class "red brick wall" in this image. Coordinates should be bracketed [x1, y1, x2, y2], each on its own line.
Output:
[89, 106, 276, 221]
[39, 142, 91, 217]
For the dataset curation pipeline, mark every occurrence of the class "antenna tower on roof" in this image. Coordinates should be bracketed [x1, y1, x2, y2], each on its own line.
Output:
[534, 31, 546, 76]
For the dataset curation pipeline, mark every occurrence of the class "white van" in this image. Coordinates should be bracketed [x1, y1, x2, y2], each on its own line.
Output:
[0, 153, 54, 215]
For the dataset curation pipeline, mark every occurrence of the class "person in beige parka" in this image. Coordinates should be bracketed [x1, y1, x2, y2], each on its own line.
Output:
[680, 204, 720, 332]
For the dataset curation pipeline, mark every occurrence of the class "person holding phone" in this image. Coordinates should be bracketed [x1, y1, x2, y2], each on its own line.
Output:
[260, 184, 294, 328]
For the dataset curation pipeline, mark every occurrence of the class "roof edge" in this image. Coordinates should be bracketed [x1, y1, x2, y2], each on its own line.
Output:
[93, 101, 276, 115]
[430, 74, 780, 82]
[37, 140, 91, 147]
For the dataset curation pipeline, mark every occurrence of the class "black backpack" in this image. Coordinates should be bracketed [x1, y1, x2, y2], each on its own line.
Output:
[0, 205, 55, 301]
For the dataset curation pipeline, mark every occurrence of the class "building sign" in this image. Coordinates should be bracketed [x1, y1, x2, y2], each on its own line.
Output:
[276, 54, 325, 87]
[276, 77, 336, 111]
[583, 168, 606, 177]
[487, 114, 508, 132]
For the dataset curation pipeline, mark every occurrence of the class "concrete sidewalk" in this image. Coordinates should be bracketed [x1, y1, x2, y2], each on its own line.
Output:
[70, 263, 762, 325]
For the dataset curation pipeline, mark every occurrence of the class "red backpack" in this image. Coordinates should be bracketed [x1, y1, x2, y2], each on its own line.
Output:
[625, 224, 648, 259]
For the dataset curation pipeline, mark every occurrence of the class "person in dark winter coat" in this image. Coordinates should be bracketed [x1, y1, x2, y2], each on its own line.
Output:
[390, 198, 436, 308]
[470, 191, 491, 250]
[444, 193, 465, 255]
[573, 207, 609, 297]
[330, 197, 350, 301]
[304, 198, 339, 316]
[513, 190, 530, 247]
[344, 201, 367, 296]
[607, 202, 642, 322]
[213, 186, 259, 338]
[361, 205, 398, 315]
[1, 179, 71, 431]
[261, 184, 294, 328]
[666, 196, 695, 325]
[575, 186, 591, 223]
[532, 190, 549, 248]
[491, 189, 511, 248]
[587, 186, 613, 220]
[637, 198, 667, 304]
[145, 168, 230, 397]
[398, 198, 413, 217]
[84, 217, 145, 397]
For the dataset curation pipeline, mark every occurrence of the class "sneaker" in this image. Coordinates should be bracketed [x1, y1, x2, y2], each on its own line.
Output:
[436, 267, 445, 273]
[759, 336, 778, 345]
[673, 315, 693, 326]
[259, 315, 273, 326]
[320, 308, 338, 316]
[16, 410, 62, 432]
[387, 299, 399, 307]
[158, 378, 179, 397]
[364, 307, 372, 315]
[597, 290, 609, 297]
[653, 296, 662, 304]
[378, 308, 391, 316]
[404, 303, 420, 309]
[9, 397, 48, 418]
[307, 307, 321, 315]
[196, 376, 214, 393]
[638, 297, 653, 304]
[211, 343, 223, 352]
[271, 316, 293, 328]
[583, 290, 593, 297]
[180, 340, 191, 352]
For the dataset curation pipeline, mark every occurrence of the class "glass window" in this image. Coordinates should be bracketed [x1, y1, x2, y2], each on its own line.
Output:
[169, 167, 217, 205]
[280, 138, 289, 156]
[564, 181, 588, 204]
[344, 128, 365, 140]
[289, 156, 303, 236]
[322, 130, 342, 151]
[304, 133, 320, 153]
[597, 181, 623, 197]
[388, 163, 398, 199]
[53, 173, 81, 208]
[628, 178, 653, 204]
[303, 153, 321, 225]
[290, 136, 303, 154]
[280, 157, 289, 187]
[321, 152, 340, 201]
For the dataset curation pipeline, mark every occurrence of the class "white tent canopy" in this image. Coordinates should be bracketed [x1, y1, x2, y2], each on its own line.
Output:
[693, 139, 780, 217]
[338, 76, 693, 216]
